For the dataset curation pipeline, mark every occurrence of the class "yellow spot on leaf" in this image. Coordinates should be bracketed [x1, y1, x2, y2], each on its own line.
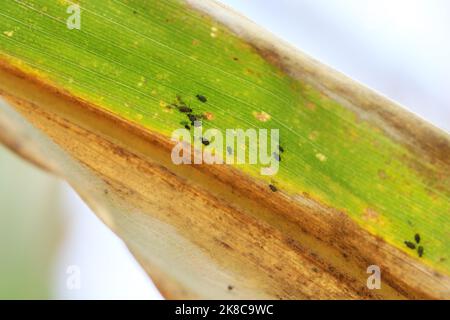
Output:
[137, 76, 146, 87]
[210, 26, 218, 38]
[316, 153, 327, 162]
[3, 30, 14, 37]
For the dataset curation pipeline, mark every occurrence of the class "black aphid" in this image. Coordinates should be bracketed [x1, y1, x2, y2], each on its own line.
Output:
[228, 285, 234, 291]
[187, 113, 203, 126]
[269, 184, 277, 192]
[196, 94, 207, 103]
[404, 241, 416, 250]
[414, 233, 421, 244]
[184, 125, 191, 130]
[187, 114, 197, 122]
[418, 246, 424, 257]
[278, 145, 284, 153]
[273, 152, 281, 162]
[178, 106, 192, 113]
[226, 146, 233, 155]
[201, 138, 210, 146]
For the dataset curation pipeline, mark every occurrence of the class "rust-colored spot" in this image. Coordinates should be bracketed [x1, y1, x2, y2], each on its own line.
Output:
[306, 102, 316, 110]
[378, 169, 388, 180]
[253, 111, 271, 122]
[203, 112, 214, 120]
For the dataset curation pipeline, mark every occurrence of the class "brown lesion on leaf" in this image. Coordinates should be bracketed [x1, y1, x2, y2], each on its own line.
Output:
[378, 169, 388, 180]
[305, 102, 316, 111]
[308, 131, 319, 141]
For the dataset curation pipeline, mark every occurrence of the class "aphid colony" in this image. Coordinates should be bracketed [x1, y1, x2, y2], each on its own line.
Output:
[404, 233, 424, 258]
[169, 94, 281, 177]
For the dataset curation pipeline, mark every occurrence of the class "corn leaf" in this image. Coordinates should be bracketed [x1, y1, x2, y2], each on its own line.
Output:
[0, 0, 449, 298]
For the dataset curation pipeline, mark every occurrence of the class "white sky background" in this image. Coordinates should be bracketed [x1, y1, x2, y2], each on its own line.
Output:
[53, 0, 450, 299]
[218, 0, 450, 132]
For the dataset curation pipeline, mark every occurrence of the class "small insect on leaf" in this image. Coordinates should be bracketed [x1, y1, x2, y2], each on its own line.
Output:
[418, 246, 424, 257]
[187, 114, 197, 123]
[404, 241, 416, 250]
[226, 146, 233, 155]
[196, 94, 207, 103]
[269, 184, 277, 192]
[202, 138, 210, 146]
[178, 106, 193, 113]
[415, 233, 421, 244]
[278, 145, 284, 153]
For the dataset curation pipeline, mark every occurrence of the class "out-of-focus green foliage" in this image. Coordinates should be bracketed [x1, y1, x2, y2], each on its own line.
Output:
[0, 144, 62, 299]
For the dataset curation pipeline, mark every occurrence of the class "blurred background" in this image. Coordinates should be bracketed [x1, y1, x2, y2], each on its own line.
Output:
[0, 0, 449, 299]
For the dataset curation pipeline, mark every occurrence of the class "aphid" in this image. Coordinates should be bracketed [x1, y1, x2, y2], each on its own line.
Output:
[178, 106, 192, 113]
[184, 124, 191, 130]
[227, 285, 234, 291]
[404, 241, 416, 250]
[273, 152, 281, 162]
[418, 246, 424, 257]
[414, 233, 421, 244]
[201, 138, 210, 146]
[269, 184, 277, 192]
[226, 146, 233, 155]
[196, 94, 207, 103]
[187, 114, 197, 124]
[187, 114, 204, 126]
[278, 145, 284, 153]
